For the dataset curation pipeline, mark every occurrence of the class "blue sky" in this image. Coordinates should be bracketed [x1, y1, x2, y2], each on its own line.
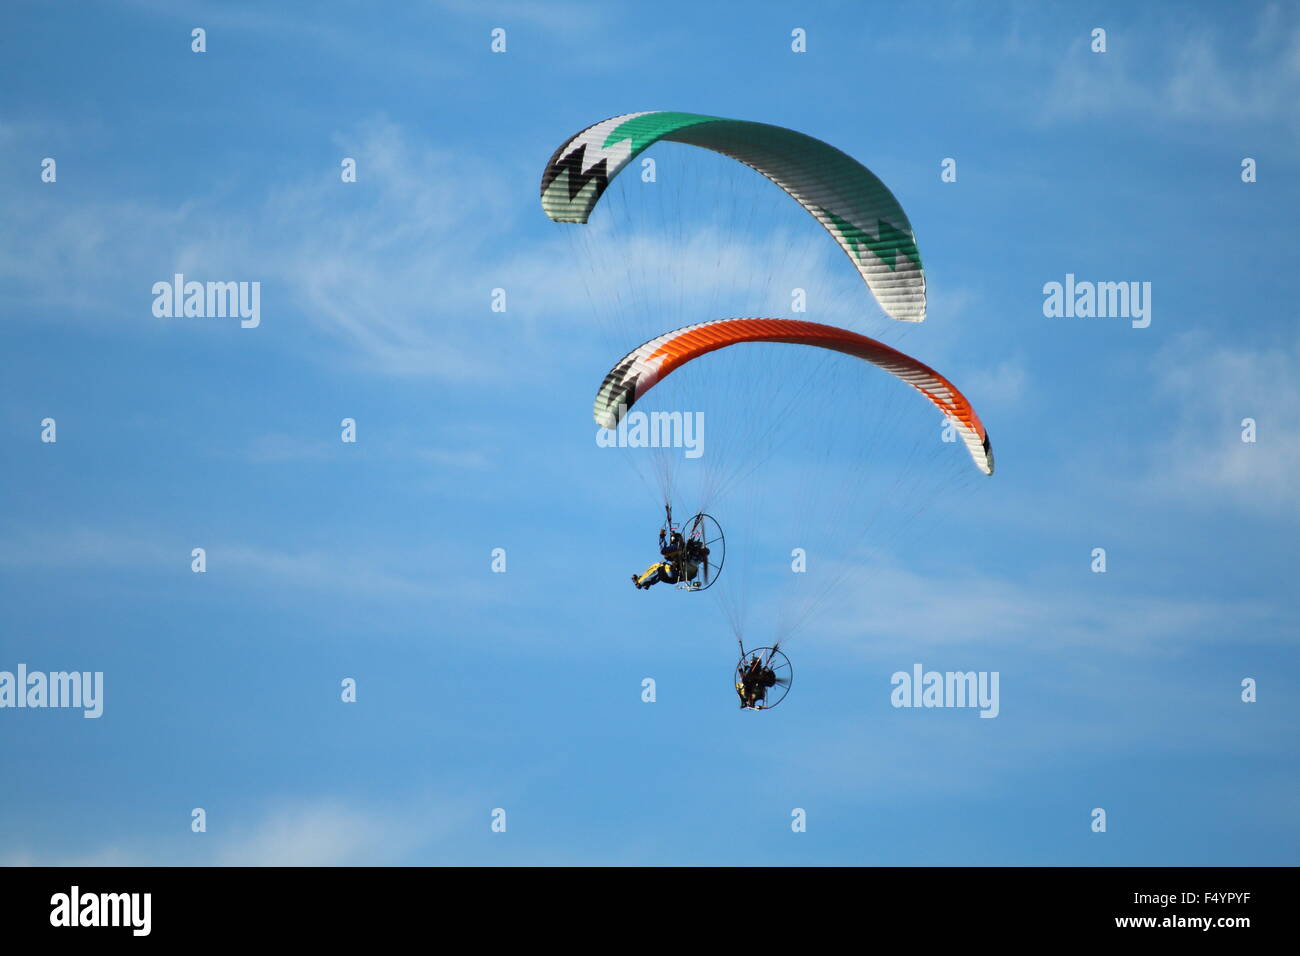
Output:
[1, 0, 1297, 865]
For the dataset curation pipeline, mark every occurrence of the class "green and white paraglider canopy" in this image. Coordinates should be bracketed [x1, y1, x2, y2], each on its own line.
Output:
[540, 111, 926, 323]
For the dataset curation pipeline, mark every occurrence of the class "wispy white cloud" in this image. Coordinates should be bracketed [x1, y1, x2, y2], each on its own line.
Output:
[1041, 8, 1300, 129]
[954, 356, 1027, 407]
[120, 0, 464, 82]
[5, 116, 875, 384]
[240, 429, 491, 469]
[0, 525, 497, 606]
[1145, 332, 1300, 518]
[0, 527, 175, 570]
[222, 543, 442, 601]
[798, 552, 1284, 658]
[243, 432, 336, 464]
[211, 801, 426, 866]
[1, 798, 472, 866]
[3, 116, 519, 379]
[0, 845, 146, 867]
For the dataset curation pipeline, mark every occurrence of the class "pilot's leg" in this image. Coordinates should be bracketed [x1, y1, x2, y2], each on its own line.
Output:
[636, 563, 666, 588]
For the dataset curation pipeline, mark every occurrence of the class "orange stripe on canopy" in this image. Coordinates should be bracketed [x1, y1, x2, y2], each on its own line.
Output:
[594, 318, 993, 475]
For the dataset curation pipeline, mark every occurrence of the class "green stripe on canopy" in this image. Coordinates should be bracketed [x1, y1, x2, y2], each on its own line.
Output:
[541, 111, 926, 322]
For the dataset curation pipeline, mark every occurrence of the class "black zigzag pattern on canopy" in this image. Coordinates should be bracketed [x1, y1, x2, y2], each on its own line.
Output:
[540, 141, 611, 203]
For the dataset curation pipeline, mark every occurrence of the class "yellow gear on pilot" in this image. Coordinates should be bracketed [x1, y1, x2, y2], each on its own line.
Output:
[637, 562, 668, 587]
